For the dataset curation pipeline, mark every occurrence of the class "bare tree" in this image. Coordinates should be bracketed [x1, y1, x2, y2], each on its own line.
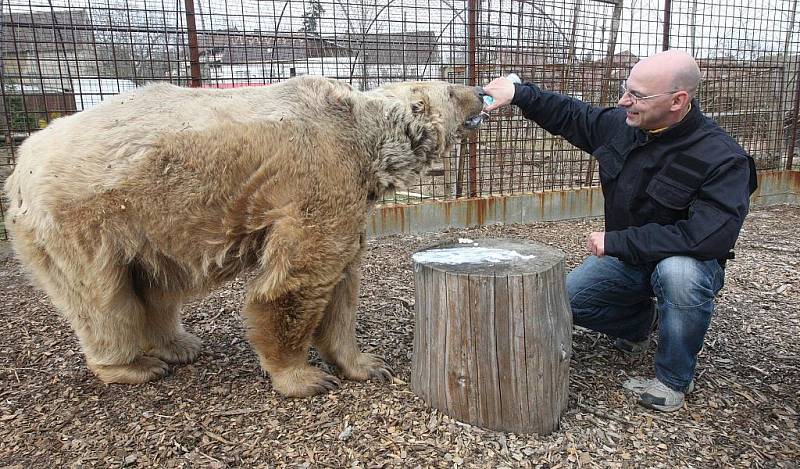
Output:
[91, 1, 182, 82]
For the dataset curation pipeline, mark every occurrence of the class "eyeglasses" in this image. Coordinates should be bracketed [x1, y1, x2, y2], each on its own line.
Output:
[620, 82, 680, 103]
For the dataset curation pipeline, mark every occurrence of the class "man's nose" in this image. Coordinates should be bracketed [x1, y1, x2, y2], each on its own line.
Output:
[618, 91, 633, 107]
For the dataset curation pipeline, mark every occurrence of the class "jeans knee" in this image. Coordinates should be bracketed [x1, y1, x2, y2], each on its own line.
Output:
[566, 269, 582, 301]
[652, 256, 720, 307]
[566, 257, 607, 306]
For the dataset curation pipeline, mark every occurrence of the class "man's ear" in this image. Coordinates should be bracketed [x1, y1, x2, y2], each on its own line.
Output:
[671, 91, 691, 111]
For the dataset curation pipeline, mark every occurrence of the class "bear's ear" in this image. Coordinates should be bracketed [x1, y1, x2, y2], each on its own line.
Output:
[404, 93, 444, 159]
[447, 85, 457, 99]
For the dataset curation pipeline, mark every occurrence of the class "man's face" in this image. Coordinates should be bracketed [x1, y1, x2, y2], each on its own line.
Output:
[617, 70, 677, 130]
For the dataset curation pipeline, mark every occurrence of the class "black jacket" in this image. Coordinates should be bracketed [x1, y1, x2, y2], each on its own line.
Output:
[511, 83, 758, 266]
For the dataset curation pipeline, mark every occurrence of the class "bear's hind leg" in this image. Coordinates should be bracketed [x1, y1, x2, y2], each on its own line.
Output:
[313, 260, 392, 382]
[79, 276, 172, 384]
[9, 222, 169, 384]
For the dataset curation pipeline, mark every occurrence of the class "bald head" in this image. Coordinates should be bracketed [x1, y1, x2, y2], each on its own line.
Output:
[632, 49, 701, 98]
[620, 50, 700, 130]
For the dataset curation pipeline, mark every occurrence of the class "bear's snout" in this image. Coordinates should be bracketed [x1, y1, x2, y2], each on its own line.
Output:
[453, 85, 487, 130]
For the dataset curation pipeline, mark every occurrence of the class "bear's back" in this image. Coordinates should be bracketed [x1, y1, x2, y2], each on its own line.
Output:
[5, 76, 363, 219]
[14, 75, 359, 171]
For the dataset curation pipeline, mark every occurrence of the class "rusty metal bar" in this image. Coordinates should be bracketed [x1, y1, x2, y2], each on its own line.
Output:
[0, 59, 12, 156]
[183, 0, 202, 87]
[787, 73, 800, 170]
[662, 0, 672, 51]
[584, 0, 623, 186]
[785, 0, 799, 170]
[367, 171, 800, 237]
[467, 0, 478, 198]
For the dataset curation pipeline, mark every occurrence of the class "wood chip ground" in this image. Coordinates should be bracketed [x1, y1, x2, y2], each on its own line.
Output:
[1, 205, 798, 468]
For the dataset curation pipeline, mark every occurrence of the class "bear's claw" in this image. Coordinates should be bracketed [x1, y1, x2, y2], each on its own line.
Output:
[271, 366, 341, 398]
[371, 364, 393, 382]
[340, 352, 394, 382]
[145, 331, 202, 364]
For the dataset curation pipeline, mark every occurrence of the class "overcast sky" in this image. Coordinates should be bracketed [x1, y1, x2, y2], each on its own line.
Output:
[5, 0, 799, 59]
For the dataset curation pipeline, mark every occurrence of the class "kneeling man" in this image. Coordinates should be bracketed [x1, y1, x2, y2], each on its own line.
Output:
[483, 50, 757, 412]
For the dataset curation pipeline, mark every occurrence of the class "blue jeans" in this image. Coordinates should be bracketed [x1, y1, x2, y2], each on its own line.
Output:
[567, 255, 724, 393]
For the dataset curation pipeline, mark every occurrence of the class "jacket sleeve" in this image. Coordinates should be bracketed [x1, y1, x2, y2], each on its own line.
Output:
[512, 82, 624, 154]
[603, 155, 753, 264]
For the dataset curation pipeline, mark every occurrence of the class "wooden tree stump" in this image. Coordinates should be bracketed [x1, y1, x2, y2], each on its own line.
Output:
[410, 238, 572, 435]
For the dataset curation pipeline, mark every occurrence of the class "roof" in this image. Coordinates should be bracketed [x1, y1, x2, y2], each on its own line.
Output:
[1, 9, 94, 55]
[197, 30, 440, 66]
[197, 31, 349, 64]
[342, 31, 439, 65]
[591, 50, 640, 68]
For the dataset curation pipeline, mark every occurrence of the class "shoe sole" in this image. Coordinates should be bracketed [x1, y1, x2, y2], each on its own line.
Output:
[613, 340, 649, 356]
[614, 346, 648, 356]
[639, 400, 684, 412]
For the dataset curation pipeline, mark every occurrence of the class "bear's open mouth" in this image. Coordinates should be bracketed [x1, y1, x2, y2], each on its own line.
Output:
[463, 111, 489, 129]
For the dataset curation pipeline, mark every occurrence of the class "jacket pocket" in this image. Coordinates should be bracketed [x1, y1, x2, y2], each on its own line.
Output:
[592, 145, 623, 182]
[646, 174, 694, 210]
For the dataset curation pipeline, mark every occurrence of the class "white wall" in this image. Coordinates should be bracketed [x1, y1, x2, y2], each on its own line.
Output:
[71, 78, 137, 111]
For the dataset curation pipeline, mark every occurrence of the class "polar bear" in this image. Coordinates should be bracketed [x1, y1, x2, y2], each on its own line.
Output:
[3, 76, 485, 397]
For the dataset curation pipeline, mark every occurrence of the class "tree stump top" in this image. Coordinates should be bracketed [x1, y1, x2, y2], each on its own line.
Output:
[411, 237, 565, 276]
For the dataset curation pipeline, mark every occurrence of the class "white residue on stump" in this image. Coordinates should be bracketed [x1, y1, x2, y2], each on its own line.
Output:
[412, 247, 535, 264]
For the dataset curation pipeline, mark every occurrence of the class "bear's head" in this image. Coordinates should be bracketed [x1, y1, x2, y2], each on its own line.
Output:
[368, 81, 485, 196]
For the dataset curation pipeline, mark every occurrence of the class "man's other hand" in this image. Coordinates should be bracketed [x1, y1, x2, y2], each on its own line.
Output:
[482, 77, 516, 112]
[586, 231, 606, 257]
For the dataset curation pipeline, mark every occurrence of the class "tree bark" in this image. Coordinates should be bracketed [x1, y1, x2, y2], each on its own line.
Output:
[411, 238, 572, 435]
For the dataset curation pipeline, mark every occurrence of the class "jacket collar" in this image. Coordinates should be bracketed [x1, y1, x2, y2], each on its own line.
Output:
[639, 98, 704, 141]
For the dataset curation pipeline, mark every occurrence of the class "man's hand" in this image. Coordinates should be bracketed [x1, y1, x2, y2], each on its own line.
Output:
[482, 77, 516, 112]
[586, 231, 606, 257]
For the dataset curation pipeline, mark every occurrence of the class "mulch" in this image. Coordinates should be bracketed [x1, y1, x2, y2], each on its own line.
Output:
[1, 204, 798, 468]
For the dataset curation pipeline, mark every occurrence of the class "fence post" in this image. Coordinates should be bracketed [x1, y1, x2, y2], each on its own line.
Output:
[184, 0, 202, 87]
[785, 0, 799, 170]
[584, 0, 623, 186]
[663, 0, 672, 51]
[787, 75, 800, 170]
[467, 0, 478, 198]
[0, 61, 11, 154]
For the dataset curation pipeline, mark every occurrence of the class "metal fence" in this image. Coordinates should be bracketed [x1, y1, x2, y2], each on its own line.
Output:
[1, 0, 799, 234]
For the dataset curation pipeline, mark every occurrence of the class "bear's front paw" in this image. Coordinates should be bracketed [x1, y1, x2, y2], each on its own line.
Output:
[270, 366, 341, 398]
[90, 355, 170, 384]
[145, 332, 202, 364]
[341, 352, 393, 382]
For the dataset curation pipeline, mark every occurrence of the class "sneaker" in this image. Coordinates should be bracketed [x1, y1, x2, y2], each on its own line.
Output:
[638, 378, 695, 412]
[613, 337, 651, 355]
[613, 305, 660, 356]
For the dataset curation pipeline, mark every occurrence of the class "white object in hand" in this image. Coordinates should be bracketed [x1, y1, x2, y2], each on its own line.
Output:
[483, 73, 522, 106]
